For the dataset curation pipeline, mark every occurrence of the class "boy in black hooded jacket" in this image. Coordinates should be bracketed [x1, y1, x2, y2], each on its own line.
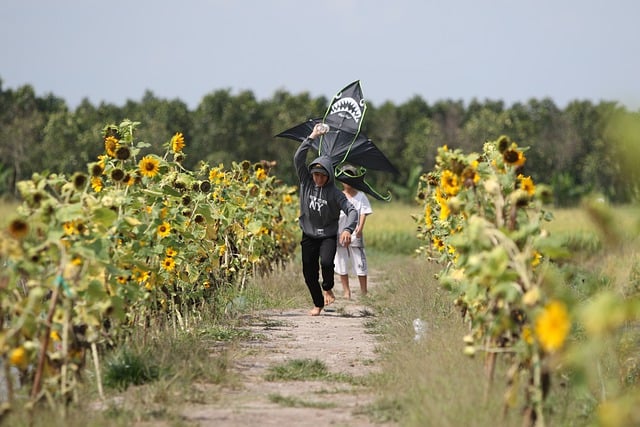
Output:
[294, 123, 358, 316]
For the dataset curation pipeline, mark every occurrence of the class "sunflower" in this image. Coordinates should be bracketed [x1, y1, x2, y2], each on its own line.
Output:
[432, 236, 446, 252]
[209, 164, 226, 183]
[441, 170, 460, 196]
[171, 132, 185, 153]
[503, 144, 526, 168]
[166, 247, 177, 257]
[72, 172, 88, 190]
[521, 325, 534, 345]
[63, 221, 76, 235]
[104, 136, 119, 157]
[90, 162, 103, 177]
[435, 188, 450, 220]
[497, 135, 511, 153]
[157, 222, 171, 238]
[282, 194, 292, 204]
[535, 300, 570, 352]
[424, 204, 433, 229]
[8, 219, 28, 240]
[161, 257, 176, 271]
[115, 146, 131, 161]
[91, 176, 103, 192]
[110, 168, 125, 182]
[133, 268, 150, 284]
[139, 156, 160, 178]
[8, 346, 28, 370]
[124, 173, 136, 186]
[255, 168, 267, 181]
[531, 250, 542, 267]
[518, 174, 536, 196]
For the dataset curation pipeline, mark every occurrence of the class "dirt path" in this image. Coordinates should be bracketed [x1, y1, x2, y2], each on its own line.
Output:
[182, 276, 393, 427]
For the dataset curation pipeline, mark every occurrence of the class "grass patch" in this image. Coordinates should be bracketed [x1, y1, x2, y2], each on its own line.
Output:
[103, 349, 160, 391]
[264, 358, 364, 386]
[268, 393, 337, 409]
[264, 358, 331, 382]
[197, 324, 253, 341]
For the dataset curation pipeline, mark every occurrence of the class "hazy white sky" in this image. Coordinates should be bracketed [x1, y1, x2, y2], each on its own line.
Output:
[2, 0, 639, 110]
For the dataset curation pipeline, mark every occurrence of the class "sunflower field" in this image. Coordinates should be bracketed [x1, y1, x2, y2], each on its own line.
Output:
[415, 136, 640, 426]
[0, 120, 299, 410]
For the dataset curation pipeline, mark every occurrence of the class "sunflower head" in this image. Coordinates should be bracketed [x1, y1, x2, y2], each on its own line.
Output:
[72, 173, 88, 190]
[139, 156, 160, 178]
[497, 135, 511, 153]
[161, 257, 176, 271]
[90, 162, 104, 177]
[104, 136, 119, 157]
[157, 221, 171, 238]
[91, 177, 103, 192]
[8, 218, 28, 240]
[110, 168, 125, 182]
[115, 146, 131, 161]
[174, 153, 185, 163]
[171, 132, 185, 153]
[503, 144, 526, 168]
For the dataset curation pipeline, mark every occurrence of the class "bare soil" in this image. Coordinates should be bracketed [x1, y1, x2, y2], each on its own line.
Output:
[181, 276, 394, 427]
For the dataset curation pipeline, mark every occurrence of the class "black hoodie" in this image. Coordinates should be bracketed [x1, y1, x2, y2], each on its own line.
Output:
[294, 138, 358, 238]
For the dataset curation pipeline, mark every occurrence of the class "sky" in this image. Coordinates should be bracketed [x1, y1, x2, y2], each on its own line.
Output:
[2, 0, 639, 111]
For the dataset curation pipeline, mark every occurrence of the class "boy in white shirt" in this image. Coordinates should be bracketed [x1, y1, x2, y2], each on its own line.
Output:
[334, 165, 373, 299]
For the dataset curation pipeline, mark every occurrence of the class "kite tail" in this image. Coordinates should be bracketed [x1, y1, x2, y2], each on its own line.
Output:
[336, 165, 392, 202]
[363, 181, 393, 202]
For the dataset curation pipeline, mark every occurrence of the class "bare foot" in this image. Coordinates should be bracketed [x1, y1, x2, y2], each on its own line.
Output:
[324, 290, 336, 306]
[343, 292, 351, 300]
[309, 307, 322, 316]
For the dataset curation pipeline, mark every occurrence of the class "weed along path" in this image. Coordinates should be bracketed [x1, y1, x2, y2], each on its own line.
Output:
[182, 276, 393, 427]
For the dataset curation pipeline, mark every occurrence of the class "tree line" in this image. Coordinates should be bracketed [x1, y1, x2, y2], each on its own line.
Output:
[1, 77, 638, 205]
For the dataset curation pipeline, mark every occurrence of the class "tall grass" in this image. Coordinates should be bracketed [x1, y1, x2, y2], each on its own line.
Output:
[367, 257, 523, 426]
[366, 201, 423, 255]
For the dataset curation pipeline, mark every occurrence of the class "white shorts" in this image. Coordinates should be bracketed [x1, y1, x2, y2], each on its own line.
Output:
[334, 245, 368, 276]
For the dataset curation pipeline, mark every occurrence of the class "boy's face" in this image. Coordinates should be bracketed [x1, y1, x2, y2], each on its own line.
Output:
[312, 172, 329, 187]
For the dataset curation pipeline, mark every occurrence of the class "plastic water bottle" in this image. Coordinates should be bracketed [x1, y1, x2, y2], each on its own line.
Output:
[413, 318, 427, 341]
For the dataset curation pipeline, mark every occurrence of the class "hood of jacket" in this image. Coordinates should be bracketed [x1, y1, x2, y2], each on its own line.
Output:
[308, 155, 335, 185]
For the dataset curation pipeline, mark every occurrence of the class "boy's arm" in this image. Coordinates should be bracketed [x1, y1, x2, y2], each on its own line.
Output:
[293, 123, 327, 180]
[293, 138, 312, 181]
[355, 213, 367, 237]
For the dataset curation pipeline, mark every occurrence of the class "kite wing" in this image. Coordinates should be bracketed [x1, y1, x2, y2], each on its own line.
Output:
[275, 118, 398, 174]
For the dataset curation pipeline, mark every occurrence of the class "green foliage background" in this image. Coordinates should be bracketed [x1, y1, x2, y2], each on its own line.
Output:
[1, 77, 639, 205]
